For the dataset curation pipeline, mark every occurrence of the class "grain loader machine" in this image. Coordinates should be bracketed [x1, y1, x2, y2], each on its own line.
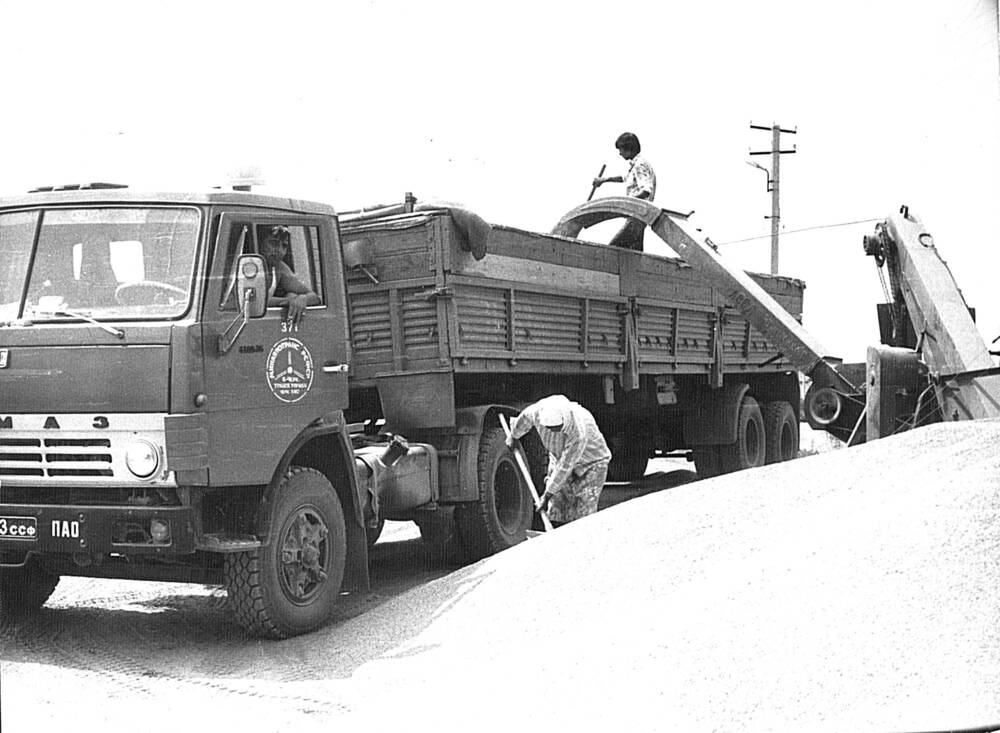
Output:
[860, 205, 1000, 439]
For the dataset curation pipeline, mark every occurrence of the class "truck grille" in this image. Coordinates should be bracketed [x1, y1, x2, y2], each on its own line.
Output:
[0, 437, 114, 478]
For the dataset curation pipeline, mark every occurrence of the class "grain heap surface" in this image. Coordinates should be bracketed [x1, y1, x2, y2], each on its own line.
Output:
[335, 419, 1000, 731]
[2, 421, 997, 732]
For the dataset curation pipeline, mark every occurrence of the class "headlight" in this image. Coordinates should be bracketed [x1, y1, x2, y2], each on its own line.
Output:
[125, 439, 160, 478]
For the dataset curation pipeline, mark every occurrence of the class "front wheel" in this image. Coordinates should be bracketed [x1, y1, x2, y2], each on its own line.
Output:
[225, 467, 347, 638]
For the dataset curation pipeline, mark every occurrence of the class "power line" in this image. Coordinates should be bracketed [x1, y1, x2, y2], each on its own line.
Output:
[717, 217, 882, 246]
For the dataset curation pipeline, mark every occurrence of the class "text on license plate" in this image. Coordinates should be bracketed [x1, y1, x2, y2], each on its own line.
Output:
[0, 516, 38, 540]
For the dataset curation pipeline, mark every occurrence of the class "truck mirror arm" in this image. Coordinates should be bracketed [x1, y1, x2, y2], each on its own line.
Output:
[218, 288, 256, 355]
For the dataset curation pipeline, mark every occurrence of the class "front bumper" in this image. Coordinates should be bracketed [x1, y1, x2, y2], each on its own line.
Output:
[0, 503, 198, 561]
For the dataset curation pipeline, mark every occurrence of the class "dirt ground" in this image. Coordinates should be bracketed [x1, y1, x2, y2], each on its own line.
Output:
[3, 422, 997, 732]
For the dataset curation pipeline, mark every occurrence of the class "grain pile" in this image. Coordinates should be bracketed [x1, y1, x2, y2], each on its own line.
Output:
[2, 420, 998, 732]
[336, 419, 1000, 731]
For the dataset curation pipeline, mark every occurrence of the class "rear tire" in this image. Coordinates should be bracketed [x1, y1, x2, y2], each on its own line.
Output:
[0, 560, 60, 618]
[455, 425, 533, 561]
[763, 401, 799, 464]
[717, 395, 766, 473]
[225, 467, 347, 639]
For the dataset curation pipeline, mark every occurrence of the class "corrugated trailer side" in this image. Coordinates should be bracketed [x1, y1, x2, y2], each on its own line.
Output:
[341, 210, 802, 390]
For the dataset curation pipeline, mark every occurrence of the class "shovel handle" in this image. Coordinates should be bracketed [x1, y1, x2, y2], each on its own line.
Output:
[587, 163, 607, 201]
[499, 414, 554, 532]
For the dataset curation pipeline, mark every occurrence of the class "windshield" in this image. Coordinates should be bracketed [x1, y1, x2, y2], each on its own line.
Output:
[0, 207, 200, 322]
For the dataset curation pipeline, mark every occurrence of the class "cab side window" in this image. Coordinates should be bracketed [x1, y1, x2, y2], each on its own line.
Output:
[220, 222, 324, 309]
[253, 224, 323, 301]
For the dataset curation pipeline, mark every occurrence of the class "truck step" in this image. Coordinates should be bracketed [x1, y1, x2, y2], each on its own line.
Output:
[197, 534, 262, 553]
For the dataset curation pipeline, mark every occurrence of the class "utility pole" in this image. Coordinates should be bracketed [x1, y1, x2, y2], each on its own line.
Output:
[748, 123, 796, 274]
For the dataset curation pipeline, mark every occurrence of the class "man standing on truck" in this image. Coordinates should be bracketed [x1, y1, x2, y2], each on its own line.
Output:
[261, 225, 319, 324]
[591, 131, 657, 251]
[506, 395, 611, 527]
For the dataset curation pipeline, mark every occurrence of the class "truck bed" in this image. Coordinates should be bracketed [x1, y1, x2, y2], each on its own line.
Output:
[341, 207, 802, 377]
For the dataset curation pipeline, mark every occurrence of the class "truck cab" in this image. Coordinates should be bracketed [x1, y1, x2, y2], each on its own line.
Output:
[0, 185, 368, 637]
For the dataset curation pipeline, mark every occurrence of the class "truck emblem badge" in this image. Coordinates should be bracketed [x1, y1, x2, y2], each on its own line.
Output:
[266, 338, 314, 403]
[0, 349, 8, 368]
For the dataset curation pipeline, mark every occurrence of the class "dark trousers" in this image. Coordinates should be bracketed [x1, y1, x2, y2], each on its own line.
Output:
[608, 218, 645, 251]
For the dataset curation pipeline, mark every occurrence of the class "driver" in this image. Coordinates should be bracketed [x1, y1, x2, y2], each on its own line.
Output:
[261, 226, 319, 324]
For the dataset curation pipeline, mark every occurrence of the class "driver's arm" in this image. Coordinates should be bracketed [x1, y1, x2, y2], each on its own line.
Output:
[268, 263, 319, 323]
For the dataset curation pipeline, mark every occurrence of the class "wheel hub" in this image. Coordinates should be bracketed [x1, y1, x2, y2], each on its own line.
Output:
[279, 507, 329, 602]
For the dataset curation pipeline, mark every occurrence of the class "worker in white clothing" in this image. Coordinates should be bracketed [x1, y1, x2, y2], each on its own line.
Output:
[506, 395, 611, 526]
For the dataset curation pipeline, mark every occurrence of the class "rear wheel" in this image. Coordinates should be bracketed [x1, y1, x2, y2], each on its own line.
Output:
[764, 401, 799, 464]
[716, 395, 766, 474]
[225, 467, 347, 638]
[0, 560, 60, 618]
[455, 425, 533, 561]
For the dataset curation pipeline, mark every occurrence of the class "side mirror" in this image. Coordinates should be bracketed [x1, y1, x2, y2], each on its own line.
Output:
[237, 254, 268, 318]
[218, 254, 267, 354]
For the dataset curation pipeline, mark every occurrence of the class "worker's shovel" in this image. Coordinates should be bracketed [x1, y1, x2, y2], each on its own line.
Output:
[586, 163, 607, 201]
[498, 414, 554, 532]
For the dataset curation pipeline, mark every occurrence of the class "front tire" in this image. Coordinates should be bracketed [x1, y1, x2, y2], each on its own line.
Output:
[0, 560, 60, 618]
[225, 467, 347, 639]
[455, 425, 533, 561]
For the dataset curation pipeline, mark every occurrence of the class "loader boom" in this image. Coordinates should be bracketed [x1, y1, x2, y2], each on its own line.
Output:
[863, 206, 1000, 424]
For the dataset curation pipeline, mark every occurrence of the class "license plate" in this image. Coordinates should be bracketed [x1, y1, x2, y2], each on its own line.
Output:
[0, 515, 38, 540]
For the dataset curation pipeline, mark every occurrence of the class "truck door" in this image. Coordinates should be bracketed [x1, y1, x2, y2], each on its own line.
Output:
[200, 213, 350, 485]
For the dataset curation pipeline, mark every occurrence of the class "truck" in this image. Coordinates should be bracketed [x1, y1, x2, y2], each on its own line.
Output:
[0, 184, 807, 637]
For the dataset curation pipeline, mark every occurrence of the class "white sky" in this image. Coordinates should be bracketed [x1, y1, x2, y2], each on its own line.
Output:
[2, 0, 998, 361]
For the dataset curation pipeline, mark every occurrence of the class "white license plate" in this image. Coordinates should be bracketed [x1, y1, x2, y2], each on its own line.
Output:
[0, 515, 38, 540]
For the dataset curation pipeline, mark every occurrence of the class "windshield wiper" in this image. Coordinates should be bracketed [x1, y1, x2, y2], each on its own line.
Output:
[30, 305, 125, 339]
